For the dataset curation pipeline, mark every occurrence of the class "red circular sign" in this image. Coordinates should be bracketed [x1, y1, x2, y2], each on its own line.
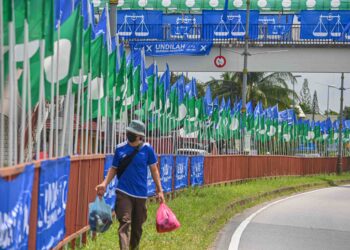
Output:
[214, 55, 226, 68]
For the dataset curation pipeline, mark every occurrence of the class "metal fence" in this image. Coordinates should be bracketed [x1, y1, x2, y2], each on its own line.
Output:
[1, 154, 349, 249]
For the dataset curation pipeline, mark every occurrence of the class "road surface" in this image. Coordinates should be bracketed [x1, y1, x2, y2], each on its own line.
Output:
[214, 185, 350, 250]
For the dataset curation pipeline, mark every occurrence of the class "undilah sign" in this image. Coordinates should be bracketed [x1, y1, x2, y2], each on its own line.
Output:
[130, 41, 213, 56]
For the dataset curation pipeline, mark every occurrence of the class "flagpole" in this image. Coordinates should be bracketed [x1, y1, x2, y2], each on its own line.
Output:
[85, 72, 91, 154]
[36, 41, 46, 160]
[55, 23, 61, 157]
[19, 18, 29, 163]
[0, 0, 4, 166]
[49, 21, 58, 158]
[95, 78, 101, 154]
[68, 93, 75, 155]
[60, 79, 73, 156]
[74, 66, 84, 154]
[8, 0, 16, 165]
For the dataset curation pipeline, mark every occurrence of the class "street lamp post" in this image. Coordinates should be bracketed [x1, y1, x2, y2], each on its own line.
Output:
[292, 75, 302, 111]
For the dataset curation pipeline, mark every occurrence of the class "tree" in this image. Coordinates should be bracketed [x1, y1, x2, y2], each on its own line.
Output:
[299, 79, 312, 112]
[344, 106, 350, 120]
[206, 72, 298, 110]
[324, 110, 338, 116]
[311, 90, 320, 120]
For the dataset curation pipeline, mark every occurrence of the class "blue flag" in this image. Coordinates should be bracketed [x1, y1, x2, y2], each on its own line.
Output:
[174, 156, 189, 190]
[103, 155, 118, 209]
[36, 157, 71, 250]
[94, 8, 107, 41]
[0, 164, 34, 250]
[191, 156, 204, 187]
[160, 64, 171, 97]
[204, 85, 213, 116]
[160, 155, 174, 193]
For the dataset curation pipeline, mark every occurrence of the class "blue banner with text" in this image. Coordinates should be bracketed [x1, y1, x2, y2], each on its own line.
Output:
[160, 155, 174, 193]
[147, 167, 156, 196]
[36, 156, 70, 250]
[191, 156, 204, 187]
[174, 156, 189, 190]
[300, 11, 350, 40]
[130, 41, 213, 56]
[103, 155, 118, 209]
[0, 164, 34, 250]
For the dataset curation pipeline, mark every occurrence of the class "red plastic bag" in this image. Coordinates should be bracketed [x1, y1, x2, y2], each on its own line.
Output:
[156, 203, 181, 233]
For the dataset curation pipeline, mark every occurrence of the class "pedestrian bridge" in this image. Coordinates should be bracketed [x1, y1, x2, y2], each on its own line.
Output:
[124, 24, 350, 73]
[147, 46, 350, 73]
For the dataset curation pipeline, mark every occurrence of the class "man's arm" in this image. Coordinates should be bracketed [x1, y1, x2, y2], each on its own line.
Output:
[150, 164, 165, 203]
[96, 167, 117, 197]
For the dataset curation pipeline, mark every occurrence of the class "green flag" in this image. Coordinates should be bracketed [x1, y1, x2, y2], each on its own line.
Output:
[44, 7, 82, 98]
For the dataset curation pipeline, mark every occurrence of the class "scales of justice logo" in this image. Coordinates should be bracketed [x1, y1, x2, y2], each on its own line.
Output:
[214, 14, 246, 37]
[170, 16, 200, 39]
[118, 14, 149, 37]
[258, 16, 287, 39]
[312, 14, 350, 39]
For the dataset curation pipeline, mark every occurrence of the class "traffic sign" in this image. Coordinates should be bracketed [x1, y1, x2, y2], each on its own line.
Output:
[214, 55, 226, 68]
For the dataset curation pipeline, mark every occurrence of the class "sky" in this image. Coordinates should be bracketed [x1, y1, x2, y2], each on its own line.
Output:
[187, 72, 350, 114]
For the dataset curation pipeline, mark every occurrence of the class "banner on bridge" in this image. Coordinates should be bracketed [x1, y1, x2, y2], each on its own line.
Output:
[0, 164, 34, 250]
[160, 155, 174, 193]
[36, 157, 71, 250]
[130, 41, 213, 56]
[174, 156, 189, 190]
[191, 156, 204, 187]
[300, 11, 350, 40]
[258, 14, 294, 39]
[103, 155, 118, 209]
[163, 14, 202, 40]
[117, 10, 163, 39]
[202, 10, 260, 40]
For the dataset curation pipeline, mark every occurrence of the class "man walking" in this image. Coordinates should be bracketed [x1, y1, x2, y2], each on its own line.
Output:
[96, 120, 164, 250]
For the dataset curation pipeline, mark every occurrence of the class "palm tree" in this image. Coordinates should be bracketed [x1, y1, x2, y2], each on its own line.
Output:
[206, 72, 298, 110]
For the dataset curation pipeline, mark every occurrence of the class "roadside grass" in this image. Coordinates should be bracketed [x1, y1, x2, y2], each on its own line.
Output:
[82, 173, 350, 250]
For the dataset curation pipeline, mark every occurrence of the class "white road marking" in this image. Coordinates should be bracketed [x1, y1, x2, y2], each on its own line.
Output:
[228, 187, 333, 250]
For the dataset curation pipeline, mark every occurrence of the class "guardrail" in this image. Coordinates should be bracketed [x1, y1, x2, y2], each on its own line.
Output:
[1, 155, 349, 249]
[120, 24, 350, 46]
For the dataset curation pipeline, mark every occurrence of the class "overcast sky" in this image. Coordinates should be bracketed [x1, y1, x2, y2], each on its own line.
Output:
[187, 72, 350, 114]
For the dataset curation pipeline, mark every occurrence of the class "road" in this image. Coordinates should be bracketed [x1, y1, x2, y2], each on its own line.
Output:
[213, 185, 350, 250]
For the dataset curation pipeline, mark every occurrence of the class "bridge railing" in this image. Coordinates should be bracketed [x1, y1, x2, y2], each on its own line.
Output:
[122, 24, 350, 46]
[1, 155, 349, 249]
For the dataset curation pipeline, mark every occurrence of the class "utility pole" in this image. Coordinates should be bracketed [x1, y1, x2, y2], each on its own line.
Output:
[327, 85, 330, 119]
[336, 73, 344, 175]
[241, 0, 250, 113]
[241, 0, 250, 154]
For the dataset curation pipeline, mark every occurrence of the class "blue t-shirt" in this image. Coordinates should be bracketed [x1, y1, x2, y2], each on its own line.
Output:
[112, 141, 157, 199]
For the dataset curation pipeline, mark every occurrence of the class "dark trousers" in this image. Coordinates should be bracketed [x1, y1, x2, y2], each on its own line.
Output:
[115, 191, 147, 250]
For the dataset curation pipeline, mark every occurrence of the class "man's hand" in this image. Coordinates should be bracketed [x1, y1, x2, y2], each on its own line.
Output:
[95, 182, 107, 198]
[157, 191, 165, 204]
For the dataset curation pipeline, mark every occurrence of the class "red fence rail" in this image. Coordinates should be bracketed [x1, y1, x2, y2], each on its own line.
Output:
[0, 155, 349, 249]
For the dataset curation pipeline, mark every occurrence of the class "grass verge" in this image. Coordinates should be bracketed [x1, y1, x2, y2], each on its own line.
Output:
[81, 173, 350, 250]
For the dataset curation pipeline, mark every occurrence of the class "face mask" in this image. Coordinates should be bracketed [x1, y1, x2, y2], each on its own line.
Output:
[127, 132, 137, 143]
